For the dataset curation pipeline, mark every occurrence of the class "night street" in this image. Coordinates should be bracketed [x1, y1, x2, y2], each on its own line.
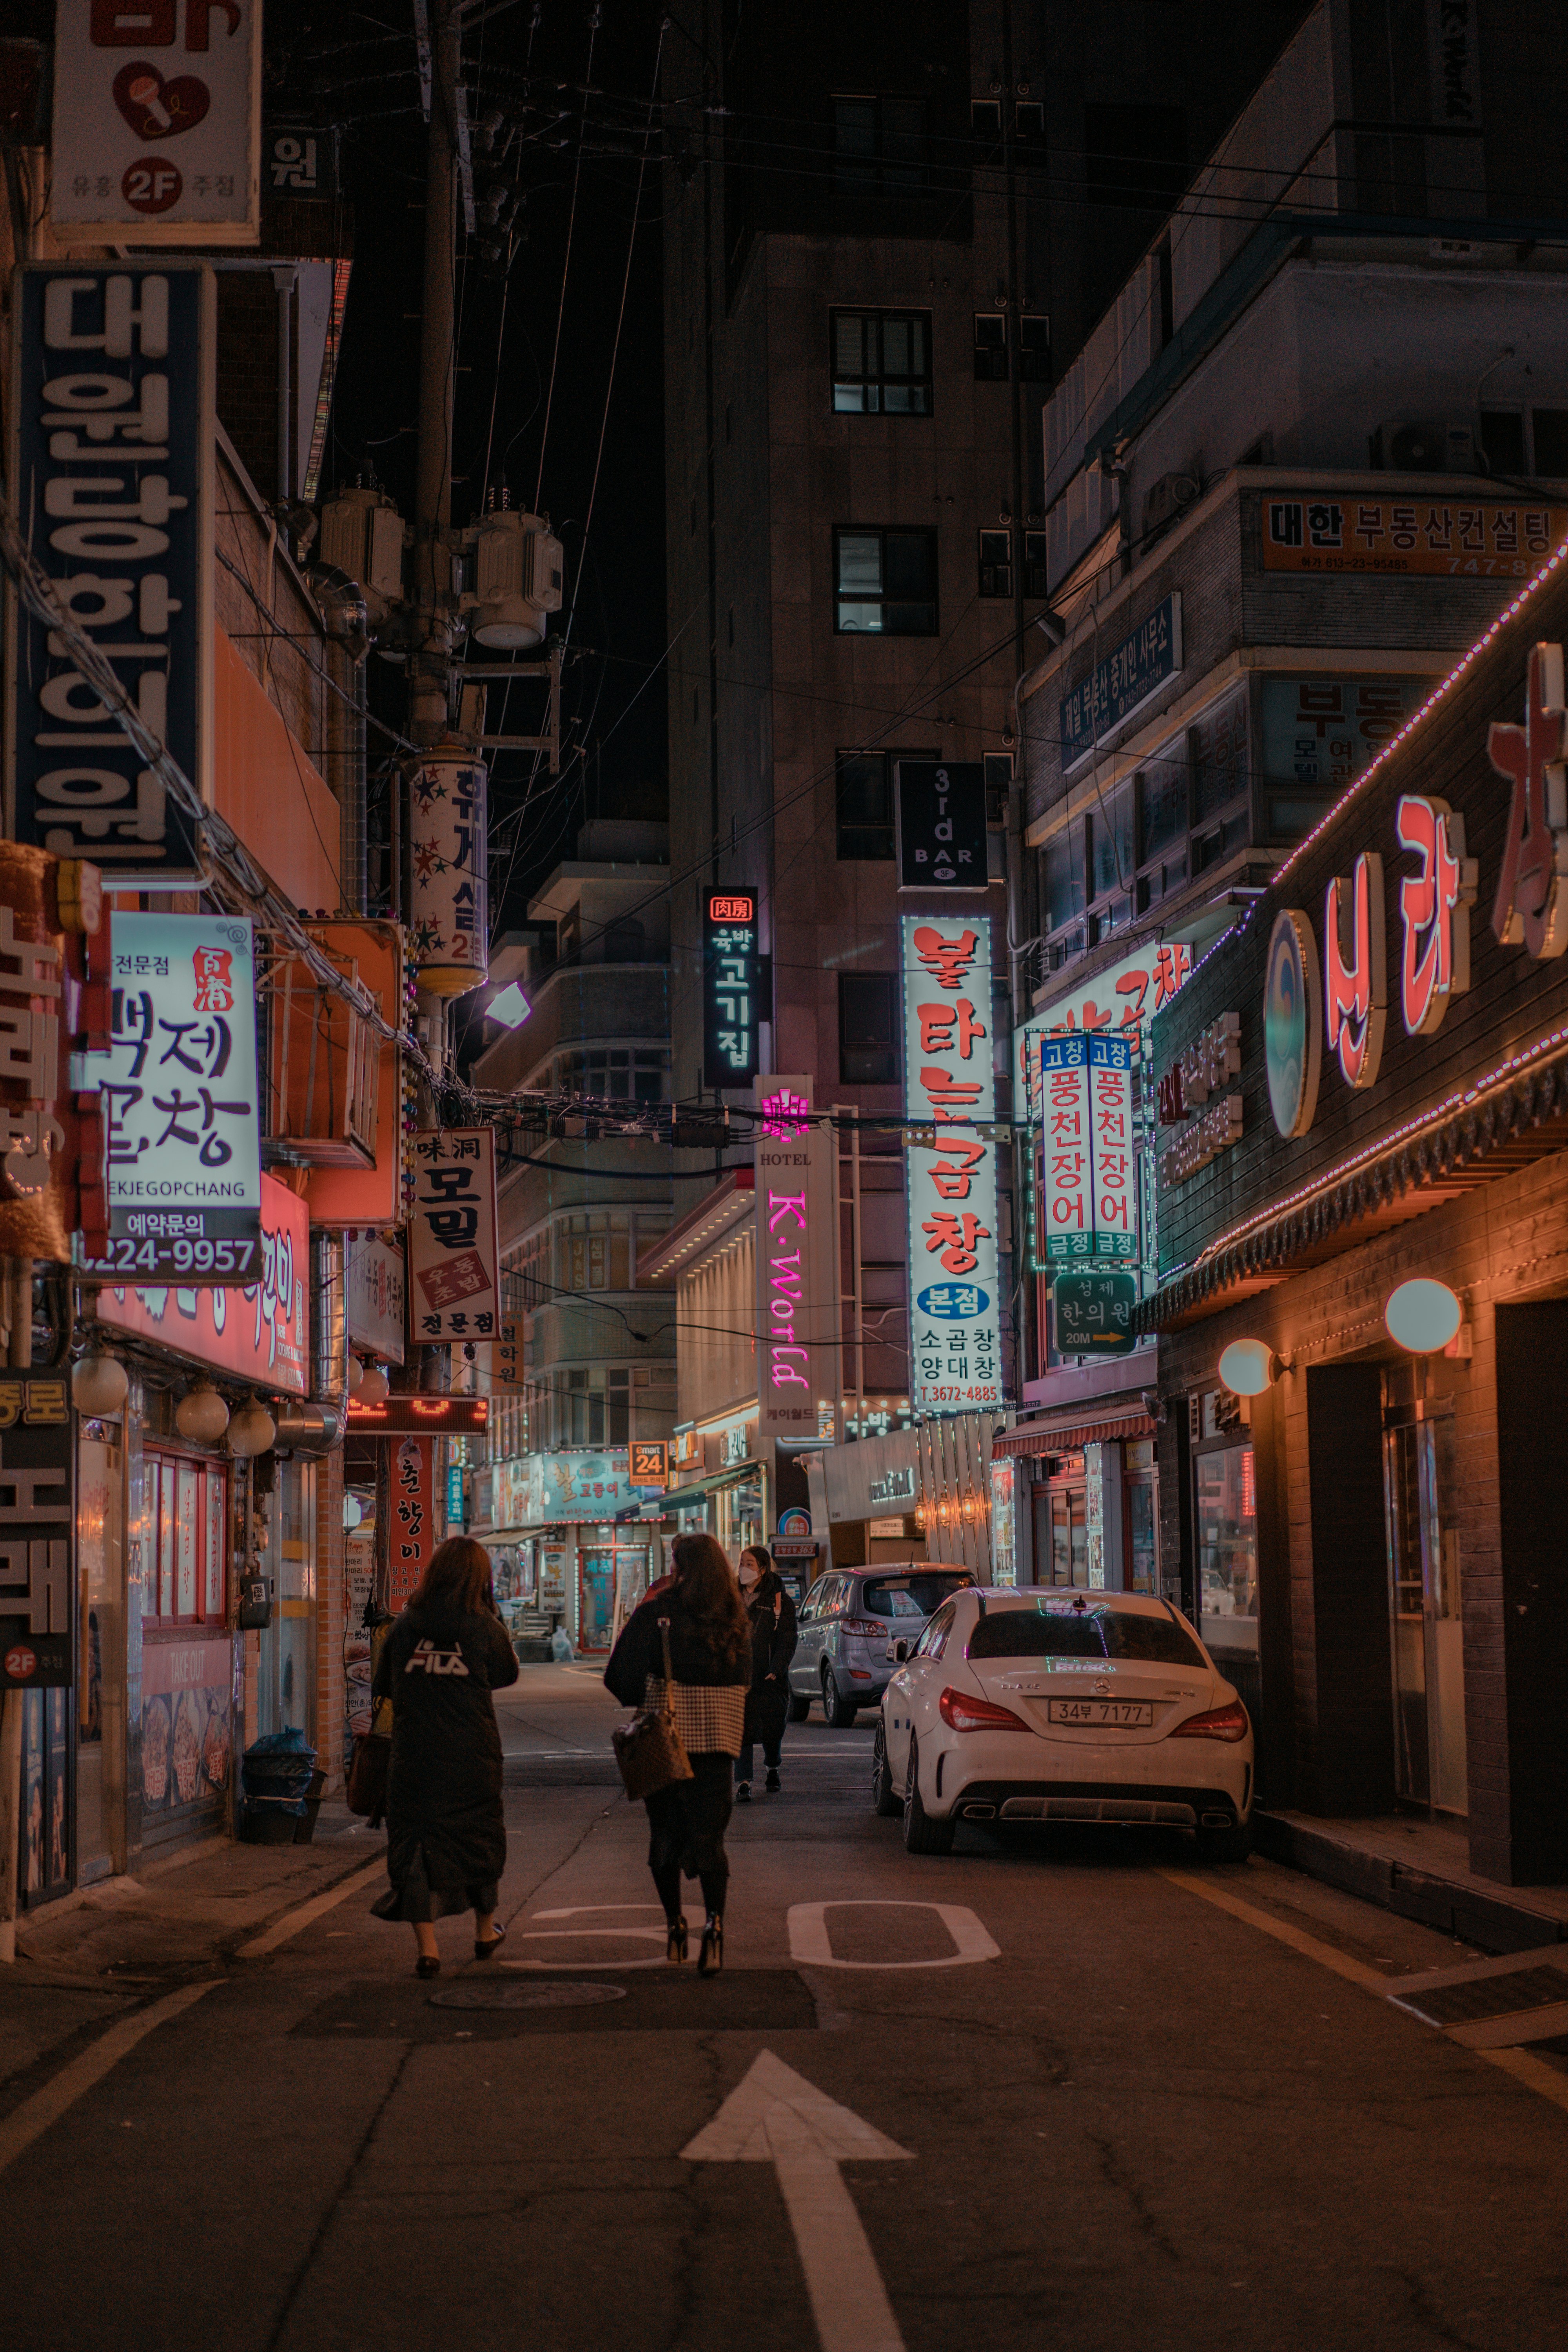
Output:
[5, 1665, 1567, 2352]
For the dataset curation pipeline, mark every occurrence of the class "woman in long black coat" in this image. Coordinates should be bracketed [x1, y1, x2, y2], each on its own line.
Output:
[371, 1535, 519, 1978]
[603, 1532, 750, 1977]
[734, 1544, 798, 1802]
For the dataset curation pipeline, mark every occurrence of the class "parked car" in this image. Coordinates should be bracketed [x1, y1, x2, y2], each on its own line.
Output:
[872, 1585, 1253, 1862]
[788, 1564, 974, 1726]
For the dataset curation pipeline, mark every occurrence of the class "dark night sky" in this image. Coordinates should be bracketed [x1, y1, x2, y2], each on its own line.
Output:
[267, 2, 670, 932]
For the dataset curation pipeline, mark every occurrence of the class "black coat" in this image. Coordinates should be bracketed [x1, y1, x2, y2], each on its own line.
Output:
[373, 1602, 519, 1895]
[744, 1572, 798, 1692]
[603, 1584, 750, 1707]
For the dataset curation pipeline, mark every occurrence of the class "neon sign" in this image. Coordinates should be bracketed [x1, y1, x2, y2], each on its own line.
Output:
[1488, 642, 1568, 959]
[1324, 851, 1386, 1088]
[1397, 795, 1475, 1034]
[703, 887, 761, 1085]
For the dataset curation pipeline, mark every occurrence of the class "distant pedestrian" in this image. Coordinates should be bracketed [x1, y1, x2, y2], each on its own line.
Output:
[603, 1531, 750, 1976]
[734, 1544, 797, 1803]
[371, 1535, 520, 1979]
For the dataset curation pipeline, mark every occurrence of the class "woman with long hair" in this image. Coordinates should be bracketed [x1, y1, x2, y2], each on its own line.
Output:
[370, 1535, 520, 1978]
[734, 1543, 798, 1802]
[603, 1530, 750, 1976]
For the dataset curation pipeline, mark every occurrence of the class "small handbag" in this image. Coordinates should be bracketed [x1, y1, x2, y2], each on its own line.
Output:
[346, 1731, 390, 1824]
[612, 1617, 695, 1801]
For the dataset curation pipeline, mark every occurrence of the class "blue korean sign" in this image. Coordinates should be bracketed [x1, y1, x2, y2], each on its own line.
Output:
[6, 265, 214, 882]
[1059, 594, 1182, 771]
[447, 1464, 466, 1528]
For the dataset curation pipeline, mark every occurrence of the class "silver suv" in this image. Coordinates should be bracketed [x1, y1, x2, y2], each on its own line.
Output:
[787, 1563, 975, 1726]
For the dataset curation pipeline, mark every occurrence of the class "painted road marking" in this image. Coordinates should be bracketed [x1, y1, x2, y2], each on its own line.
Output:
[235, 1857, 387, 1959]
[788, 1900, 999, 1969]
[0, 1980, 218, 2178]
[683, 2050, 912, 2352]
[1162, 1869, 1568, 2121]
[503, 1906, 668, 1969]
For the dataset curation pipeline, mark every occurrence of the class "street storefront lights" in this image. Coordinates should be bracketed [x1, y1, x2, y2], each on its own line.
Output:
[1218, 1338, 1278, 1396]
[1384, 1278, 1463, 1354]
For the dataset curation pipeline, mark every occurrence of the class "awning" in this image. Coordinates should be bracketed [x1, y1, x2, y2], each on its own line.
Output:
[995, 1410, 1156, 1460]
[665, 1457, 765, 1504]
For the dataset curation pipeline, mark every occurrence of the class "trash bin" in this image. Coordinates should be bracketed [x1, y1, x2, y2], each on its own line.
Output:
[241, 1728, 318, 1844]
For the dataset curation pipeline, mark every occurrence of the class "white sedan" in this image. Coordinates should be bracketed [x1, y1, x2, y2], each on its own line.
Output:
[871, 1585, 1254, 1862]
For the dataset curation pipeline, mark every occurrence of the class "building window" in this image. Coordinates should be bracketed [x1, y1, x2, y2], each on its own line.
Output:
[983, 751, 1014, 820]
[973, 313, 1008, 382]
[147, 1452, 229, 1626]
[1015, 101, 1045, 146]
[1089, 783, 1135, 909]
[1043, 822, 1086, 936]
[1534, 409, 1568, 474]
[971, 99, 1001, 141]
[1022, 530, 1049, 599]
[1481, 405, 1568, 476]
[836, 748, 937, 859]
[833, 95, 927, 192]
[1018, 314, 1051, 383]
[558, 1047, 670, 1103]
[978, 529, 1013, 597]
[1190, 690, 1249, 828]
[834, 528, 938, 634]
[839, 973, 900, 1085]
[832, 310, 932, 415]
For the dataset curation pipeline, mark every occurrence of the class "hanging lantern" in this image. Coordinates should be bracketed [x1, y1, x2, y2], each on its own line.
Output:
[347, 1355, 366, 1398]
[174, 1381, 230, 1444]
[227, 1401, 276, 1459]
[72, 1352, 129, 1416]
[358, 1360, 390, 1406]
[407, 744, 489, 996]
[914, 1495, 928, 1532]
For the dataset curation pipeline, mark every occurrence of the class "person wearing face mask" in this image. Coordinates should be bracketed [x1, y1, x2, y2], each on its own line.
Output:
[734, 1544, 798, 1802]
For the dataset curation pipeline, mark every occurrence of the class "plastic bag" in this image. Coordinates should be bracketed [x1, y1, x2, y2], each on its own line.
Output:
[550, 1626, 575, 1663]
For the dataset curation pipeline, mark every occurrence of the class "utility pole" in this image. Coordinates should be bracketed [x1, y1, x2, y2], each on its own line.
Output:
[411, 1, 461, 757]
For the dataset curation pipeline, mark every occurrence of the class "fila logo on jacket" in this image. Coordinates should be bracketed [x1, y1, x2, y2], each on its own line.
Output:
[405, 1640, 469, 1677]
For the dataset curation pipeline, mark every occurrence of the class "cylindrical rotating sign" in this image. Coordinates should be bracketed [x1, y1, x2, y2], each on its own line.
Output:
[407, 748, 488, 996]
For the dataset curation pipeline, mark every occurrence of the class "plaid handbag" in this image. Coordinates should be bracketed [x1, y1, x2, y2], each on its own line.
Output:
[612, 1618, 695, 1801]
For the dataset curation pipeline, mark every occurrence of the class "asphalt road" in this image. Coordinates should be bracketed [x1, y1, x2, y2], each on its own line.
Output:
[4, 1662, 1567, 2352]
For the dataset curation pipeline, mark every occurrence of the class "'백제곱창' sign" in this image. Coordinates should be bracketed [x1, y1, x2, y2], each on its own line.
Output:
[755, 1076, 840, 1441]
[408, 1128, 499, 1342]
[94, 1169, 308, 1391]
[49, 1, 262, 247]
[704, 889, 761, 1086]
[84, 909, 261, 1283]
[900, 917, 1003, 1415]
[1040, 1031, 1136, 1264]
[6, 265, 213, 882]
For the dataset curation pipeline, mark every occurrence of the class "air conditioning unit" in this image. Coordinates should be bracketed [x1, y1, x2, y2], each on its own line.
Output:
[460, 508, 564, 649]
[317, 485, 407, 622]
[1372, 419, 1480, 474]
[1142, 469, 1201, 539]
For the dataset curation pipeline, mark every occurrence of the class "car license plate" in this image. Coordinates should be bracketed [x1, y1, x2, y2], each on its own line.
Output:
[1046, 1699, 1153, 1728]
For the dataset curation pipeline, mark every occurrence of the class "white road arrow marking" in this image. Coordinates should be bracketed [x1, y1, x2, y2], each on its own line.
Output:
[682, 2050, 913, 2352]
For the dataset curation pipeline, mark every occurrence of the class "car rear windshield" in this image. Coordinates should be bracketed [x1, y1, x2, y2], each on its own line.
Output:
[967, 1602, 1206, 1669]
[862, 1573, 973, 1621]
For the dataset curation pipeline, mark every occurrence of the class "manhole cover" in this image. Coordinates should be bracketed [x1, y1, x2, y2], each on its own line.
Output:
[428, 1979, 628, 2012]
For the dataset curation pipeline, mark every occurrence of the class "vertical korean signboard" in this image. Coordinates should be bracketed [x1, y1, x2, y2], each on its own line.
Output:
[85, 910, 262, 1282]
[50, 0, 262, 247]
[408, 1129, 500, 1344]
[6, 266, 213, 883]
[900, 918, 1003, 1416]
[704, 889, 761, 1087]
[0, 1373, 74, 1691]
[754, 1076, 839, 1443]
[1040, 1032, 1136, 1264]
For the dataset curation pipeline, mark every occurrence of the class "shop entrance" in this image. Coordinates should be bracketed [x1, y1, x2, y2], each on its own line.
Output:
[1383, 1396, 1466, 1817]
[1033, 1455, 1087, 1586]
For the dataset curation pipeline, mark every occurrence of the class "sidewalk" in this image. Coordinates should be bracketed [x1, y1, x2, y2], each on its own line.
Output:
[1255, 1809, 1568, 1955]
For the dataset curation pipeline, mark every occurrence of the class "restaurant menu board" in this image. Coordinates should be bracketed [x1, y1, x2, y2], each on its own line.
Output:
[7, 265, 212, 878]
[1260, 493, 1568, 579]
[139, 1631, 233, 1818]
[83, 911, 262, 1283]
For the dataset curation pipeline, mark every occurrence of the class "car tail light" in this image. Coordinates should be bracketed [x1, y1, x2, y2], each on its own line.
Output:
[939, 1684, 1029, 1734]
[841, 1617, 884, 1638]
[1170, 1699, 1250, 1743]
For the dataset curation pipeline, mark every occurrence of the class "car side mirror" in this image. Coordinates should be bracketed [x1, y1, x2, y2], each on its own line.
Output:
[888, 1638, 909, 1664]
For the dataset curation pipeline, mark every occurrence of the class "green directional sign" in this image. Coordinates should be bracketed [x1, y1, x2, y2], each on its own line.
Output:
[1052, 1269, 1139, 1357]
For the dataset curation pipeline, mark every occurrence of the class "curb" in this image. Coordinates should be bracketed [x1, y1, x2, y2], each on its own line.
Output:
[1253, 1811, 1568, 1956]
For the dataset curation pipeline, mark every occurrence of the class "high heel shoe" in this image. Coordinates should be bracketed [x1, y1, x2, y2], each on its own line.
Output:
[666, 1914, 688, 1965]
[416, 1953, 441, 1980]
[697, 1915, 723, 1977]
[474, 1924, 506, 1960]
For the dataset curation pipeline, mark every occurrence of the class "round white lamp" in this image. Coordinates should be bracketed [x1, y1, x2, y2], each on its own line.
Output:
[227, 1400, 276, 1458]
[174, 1380, 230, 1444]
[358, 1360, 390, 1406]
[347, 1355, 366, 1398]
[1384, 1278, 1462, 1354]
[1218, 1338, 1277, 1397]
[71, 1352, 129, 1416]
